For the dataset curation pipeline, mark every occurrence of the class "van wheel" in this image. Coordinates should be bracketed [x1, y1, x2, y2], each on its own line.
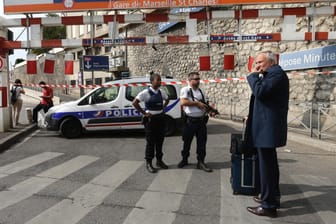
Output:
[164, 116, 176, 136]
[60, 118, 82, 138]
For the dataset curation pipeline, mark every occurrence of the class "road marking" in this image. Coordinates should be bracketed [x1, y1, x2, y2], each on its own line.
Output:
[220, 168, 271, 224]
[0, 155, 98, 210]
[13, 130, 41, 148]
[220, 169, 242, 224]
[122, 169, 193, 224]
[0, 152, 63, 178]
[26, 160, 143, 224]
[291, 174, 336, 224]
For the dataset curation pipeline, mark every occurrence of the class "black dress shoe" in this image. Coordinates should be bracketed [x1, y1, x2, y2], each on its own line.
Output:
[247, 206, 277, 218]
[197, 161, 213, 172]
[156, 160, 168, 169]
[177, 159, 188, 168]
[253, 196, 262, 204]
[253, 196, 280, 208]
[146, 162, 157, 173]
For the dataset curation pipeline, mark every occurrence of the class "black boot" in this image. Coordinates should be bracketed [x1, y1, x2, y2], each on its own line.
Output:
[197, 161, 213, 172]
[177, 159, 188, 168]
[146, 161, 157, 173]
[156, 160, 168, 169]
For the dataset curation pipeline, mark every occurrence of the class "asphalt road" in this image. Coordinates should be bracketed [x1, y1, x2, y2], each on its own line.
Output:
[0, 119, 335, 224]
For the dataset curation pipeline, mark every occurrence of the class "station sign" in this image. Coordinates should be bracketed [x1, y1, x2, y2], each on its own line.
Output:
[4, 0, 324, 14]
[279, 45, 336, 71]
[210, 34, 274, 42]
[83, 37, 146, 46]
[158, 7, 203, 33]
[0, 57, 4, 72]
[83, 56, 109, 71]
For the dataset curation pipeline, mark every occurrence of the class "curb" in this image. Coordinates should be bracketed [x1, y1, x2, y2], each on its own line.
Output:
[0, 124, 38, 153]
[287, 132, 336, 153]
[211, 117, 336, 153]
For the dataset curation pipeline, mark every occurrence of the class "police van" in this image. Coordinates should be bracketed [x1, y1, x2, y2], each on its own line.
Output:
[45, 77, 182, 138]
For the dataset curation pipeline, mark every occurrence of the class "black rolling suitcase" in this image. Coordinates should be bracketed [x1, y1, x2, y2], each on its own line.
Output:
[230, 132, 259, 195]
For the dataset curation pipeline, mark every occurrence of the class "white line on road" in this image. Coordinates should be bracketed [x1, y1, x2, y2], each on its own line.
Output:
[26, 160, 143, 224]
[122, 169, 193, 224]
[0, 152, 63, 178]
[0, 155, 98, 210]
[291, 174, 336, 224]
[13, 129, 41, 148]
[220, 169, 242, 224]
[220, 169, 271, 224]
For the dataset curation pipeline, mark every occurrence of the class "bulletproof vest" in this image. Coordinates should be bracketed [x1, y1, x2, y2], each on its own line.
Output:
[145, 88, 163, 111]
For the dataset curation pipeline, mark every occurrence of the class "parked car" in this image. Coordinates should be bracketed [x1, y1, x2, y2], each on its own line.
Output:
[45, 76, 182, 138]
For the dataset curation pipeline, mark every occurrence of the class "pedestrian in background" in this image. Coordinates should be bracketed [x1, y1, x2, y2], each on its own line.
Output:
[133, 73, 170, 173]
[11, 79, 25, 126]
[177, 71, 216, 172]
[245, 51, 289, 218]
[32, 81, 54, 124]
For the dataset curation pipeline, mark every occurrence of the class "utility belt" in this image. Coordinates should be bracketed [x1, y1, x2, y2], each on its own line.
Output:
[141, 113, 164, 124]
[185, 115, 209, 123]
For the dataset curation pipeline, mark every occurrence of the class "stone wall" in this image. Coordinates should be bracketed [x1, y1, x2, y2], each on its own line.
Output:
[125, 3, 336, 132]
[11, 3, 336, 134]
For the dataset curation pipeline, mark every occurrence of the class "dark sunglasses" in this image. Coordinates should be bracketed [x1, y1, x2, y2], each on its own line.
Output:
[191, 78, 201, 81]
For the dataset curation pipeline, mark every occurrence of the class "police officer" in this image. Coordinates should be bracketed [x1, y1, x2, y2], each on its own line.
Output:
[177, 71, 214, 172]
[133, 73, 169, 173]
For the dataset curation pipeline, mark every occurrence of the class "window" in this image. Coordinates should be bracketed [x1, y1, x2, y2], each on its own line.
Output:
[95, 78, 102, 85]
[125, 84, 178, 102]
[78, 86, 120, 105]
[86, 79, 92, 85]
[70, 80, 76, 85]
[105, 77, 113, 82]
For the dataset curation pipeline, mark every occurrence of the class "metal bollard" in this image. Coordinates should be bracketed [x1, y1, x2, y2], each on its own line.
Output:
[26, 108, 33, 124]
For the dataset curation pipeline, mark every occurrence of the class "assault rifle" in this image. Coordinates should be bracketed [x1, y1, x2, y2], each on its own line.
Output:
[203, 102, 220, 116]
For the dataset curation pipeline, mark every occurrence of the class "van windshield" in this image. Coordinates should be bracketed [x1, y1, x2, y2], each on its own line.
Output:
[125, 84, 178, 101]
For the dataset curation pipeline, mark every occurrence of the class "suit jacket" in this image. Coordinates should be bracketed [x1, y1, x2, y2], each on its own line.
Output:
[246, 65, 289, 148]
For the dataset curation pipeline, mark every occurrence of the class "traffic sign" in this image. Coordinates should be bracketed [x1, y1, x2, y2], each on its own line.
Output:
[0, 57, 4, 71]
[83, 56, 109, 71]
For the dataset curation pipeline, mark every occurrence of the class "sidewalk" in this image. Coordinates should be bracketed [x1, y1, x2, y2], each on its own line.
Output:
[0, 94, 39, 152]
[1, 95, 336, 153]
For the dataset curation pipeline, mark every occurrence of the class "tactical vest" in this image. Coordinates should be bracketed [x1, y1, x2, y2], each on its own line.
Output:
[145, 88, 163, 111]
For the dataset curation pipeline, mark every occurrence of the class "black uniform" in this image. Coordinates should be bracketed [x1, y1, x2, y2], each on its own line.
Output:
[143, 88, 166, 162]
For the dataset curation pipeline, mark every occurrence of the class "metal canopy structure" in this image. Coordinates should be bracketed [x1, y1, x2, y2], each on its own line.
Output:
[0, 1, 335, 49]
[3, 0, 331, 14]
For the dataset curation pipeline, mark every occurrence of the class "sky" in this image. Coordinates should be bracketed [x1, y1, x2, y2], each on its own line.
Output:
[0, 1, 28, 68]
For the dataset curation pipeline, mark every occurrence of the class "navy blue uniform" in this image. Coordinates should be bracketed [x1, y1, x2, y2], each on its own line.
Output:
[143, 89, 165, 162]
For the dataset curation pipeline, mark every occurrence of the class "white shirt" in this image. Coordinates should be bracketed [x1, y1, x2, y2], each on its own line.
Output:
[180, 85, 207, 117]
[135, 87, 168, 115]
[12, 85, 23, 100]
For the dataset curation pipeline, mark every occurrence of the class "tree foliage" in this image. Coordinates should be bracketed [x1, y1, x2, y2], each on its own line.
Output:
[14, 58, 25, 65]
[31, 13, 66, 55]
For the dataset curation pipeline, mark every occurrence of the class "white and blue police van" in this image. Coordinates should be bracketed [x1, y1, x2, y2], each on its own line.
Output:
[45, 76, 182, 138]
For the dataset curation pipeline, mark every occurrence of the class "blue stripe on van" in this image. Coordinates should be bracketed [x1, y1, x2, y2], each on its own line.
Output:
[165, 98, 180, 112]
[51, 99, 180, 120]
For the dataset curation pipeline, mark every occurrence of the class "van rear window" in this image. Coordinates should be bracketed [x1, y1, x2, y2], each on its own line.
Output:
[126, 84, 178, 101]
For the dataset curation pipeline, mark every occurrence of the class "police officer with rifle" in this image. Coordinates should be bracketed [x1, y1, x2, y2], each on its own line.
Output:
[177, 71, 219, 172]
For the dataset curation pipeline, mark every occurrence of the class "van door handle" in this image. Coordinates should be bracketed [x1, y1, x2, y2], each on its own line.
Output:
[124, 105, 133, 108]
[110, 105, 119, 108]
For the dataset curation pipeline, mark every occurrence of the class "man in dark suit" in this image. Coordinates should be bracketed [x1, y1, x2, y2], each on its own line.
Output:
[245, 51, 289, 218]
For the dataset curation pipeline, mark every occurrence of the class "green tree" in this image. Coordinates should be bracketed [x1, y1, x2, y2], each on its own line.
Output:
[32, 13, 66, 55]
[14, 58, 25, 65]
